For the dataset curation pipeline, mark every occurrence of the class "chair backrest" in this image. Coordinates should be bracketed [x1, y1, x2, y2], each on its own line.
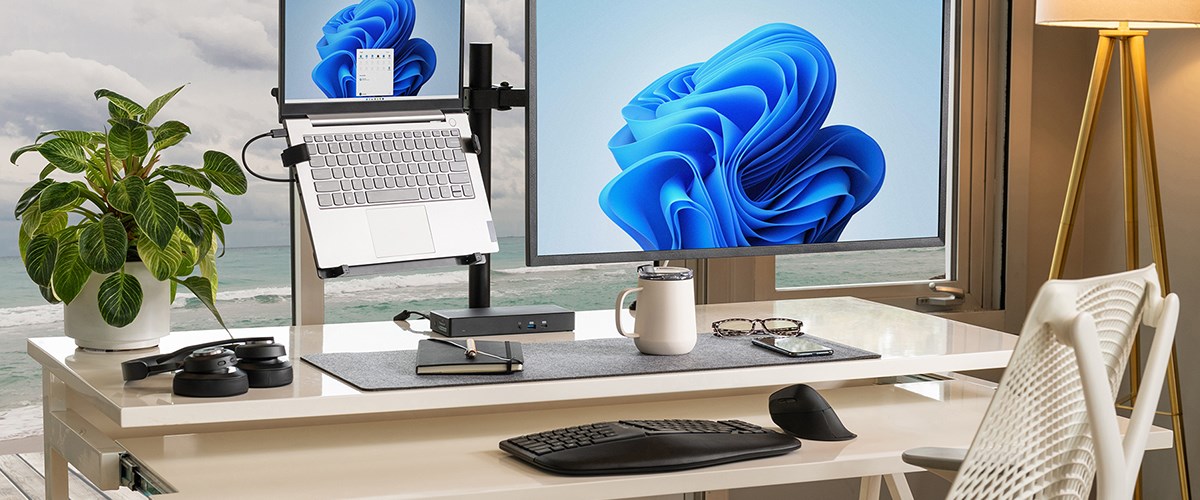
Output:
[947, 264, 1179, 500]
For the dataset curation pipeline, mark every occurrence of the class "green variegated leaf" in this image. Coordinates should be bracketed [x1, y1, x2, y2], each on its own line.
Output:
[84, 160, 108, 191]
[159, 165, 210, 190]
[38, 211, 68, 236]
[38, 164, 55, 179]
[98, 271, 142, 327]
[175, 275, 225, 330]
[152, 121, 190, 150]
[109, 176, 145, 214]
[20, 203, 42, 238]
[15, 178, 53, 218]
[192, 203, 224, 249]
[79, 215, 128, 274]
[201, 151, 247, 195]
[213, 196, 233, 225]
[176, 203, 206, 248]
[24, 234, 58, 287]
[37, 130, 94, 147]
[51, 237, 90, 304]
[108, 120, 149, 160]
[37, 182, 79, 213]
[95, 89, 146, 118]
[169, 280, 178, 304]
[144, 85, 185, 124]
[10, 143, 40, 165]
[134, 181, 178, 248]
[136, 232, 182, 281]
[39, 138, 90, 173]
[199, 233, 218, 291]
[175, 232, 198, 275]
[38, 285, 60, 304]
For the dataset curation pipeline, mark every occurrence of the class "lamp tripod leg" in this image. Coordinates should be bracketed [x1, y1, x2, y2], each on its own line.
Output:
[1128, 33, 1190, 500]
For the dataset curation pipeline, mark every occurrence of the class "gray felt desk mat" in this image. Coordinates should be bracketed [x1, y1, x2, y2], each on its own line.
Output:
[302, 334, 880, 391]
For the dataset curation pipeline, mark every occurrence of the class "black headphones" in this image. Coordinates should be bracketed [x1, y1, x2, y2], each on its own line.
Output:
[122, 337, 294, 398]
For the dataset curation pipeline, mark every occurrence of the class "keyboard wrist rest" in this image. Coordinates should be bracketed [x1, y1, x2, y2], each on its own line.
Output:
[530, 433, 801, 476]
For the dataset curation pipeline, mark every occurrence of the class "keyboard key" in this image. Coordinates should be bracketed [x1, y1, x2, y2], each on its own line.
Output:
[332, 193, 344, 206]
[385, 177, 395, 188]
[403, 131, 413, 138]
[453, 149, 466, 161]
[354, 166, 366, 177]
[451, 129, 460, 136]
[314, 181, 341, 193]
[354, 133, 364, 140]
[387, 165, 399, 175]
[306, 143, 318, 155]
[343, 167, 355, 177]
[355, 191, 367, 204]
[332, 168, 344, 179]
[437, 174, 448, 185]
[450, 161, 468, 172]
[435, 138, 446, 148]
[372, 141, 383, 151]
[304, 135, 314, 142]
[429, 188, 440, 199]
[463, 185, 474, 197]
[351, 179, 363, 190]
[339, 142, 351, 154]
[426, 174, 438, 184]
[366, 188, 420, 204]
[452, 185, 463, 197]
[449, 173, 471, 184]
[341, 180, 353, 191]
[358, 153, 370, 164]
[440, 186, 451, 198]
[419, 187, 430, 199]
[374, 178, 385, 189]
[432, 150, 444, 161]
[310, 156, 326, 167]
[401, 151, 413, 163]
[317, 194, 333, 207]
[383, 141, 394, 152]
[392, 152, 404, 163]
[311, 168, 332, 180]
[348, 155, 359, 166]
[317, 143, 329, 155]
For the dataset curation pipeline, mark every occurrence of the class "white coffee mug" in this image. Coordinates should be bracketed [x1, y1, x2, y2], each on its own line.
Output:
[615, 265, 697, 355]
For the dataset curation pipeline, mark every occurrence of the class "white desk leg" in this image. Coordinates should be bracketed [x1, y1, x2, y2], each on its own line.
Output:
[860, 476, 883, 500]
[42, 368, 69, 500]
[884, 474, 915, 500]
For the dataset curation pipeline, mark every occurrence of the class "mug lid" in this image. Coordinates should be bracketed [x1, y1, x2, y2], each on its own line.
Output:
[637, 265, 693, 281]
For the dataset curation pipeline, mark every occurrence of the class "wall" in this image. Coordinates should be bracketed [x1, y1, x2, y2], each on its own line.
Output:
[1025, 18, 1200, 500]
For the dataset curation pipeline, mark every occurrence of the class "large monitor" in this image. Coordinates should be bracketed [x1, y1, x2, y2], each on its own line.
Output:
[527, 0, 951, 266]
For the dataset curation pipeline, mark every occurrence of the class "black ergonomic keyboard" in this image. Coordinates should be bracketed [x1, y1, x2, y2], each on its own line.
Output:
[499, 419, 801, 475]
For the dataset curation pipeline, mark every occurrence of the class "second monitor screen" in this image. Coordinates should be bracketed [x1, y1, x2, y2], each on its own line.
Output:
[531, 0, 948, 262]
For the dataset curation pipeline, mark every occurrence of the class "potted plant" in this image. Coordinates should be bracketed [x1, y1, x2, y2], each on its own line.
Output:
[11, 86, 247, 350]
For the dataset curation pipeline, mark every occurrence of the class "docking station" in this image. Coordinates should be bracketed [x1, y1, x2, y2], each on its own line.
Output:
[430, 305, 575, 337]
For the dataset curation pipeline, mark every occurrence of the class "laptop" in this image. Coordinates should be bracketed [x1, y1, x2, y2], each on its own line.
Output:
[278, 0, 498, 277]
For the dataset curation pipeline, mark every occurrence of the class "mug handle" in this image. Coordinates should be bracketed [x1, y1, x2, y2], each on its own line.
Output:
[615, 287, 643, 338]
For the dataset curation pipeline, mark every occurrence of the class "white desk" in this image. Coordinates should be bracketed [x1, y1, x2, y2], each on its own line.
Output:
[30, 297, 1028, 498]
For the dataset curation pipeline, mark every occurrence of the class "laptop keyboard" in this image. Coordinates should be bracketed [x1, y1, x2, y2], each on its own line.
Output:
[303, 128, 474, 208]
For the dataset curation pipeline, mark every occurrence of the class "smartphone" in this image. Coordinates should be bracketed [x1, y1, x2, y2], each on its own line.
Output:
[751, 337, 834, 357]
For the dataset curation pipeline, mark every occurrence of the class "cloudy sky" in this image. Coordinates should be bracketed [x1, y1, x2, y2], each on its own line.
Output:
[0, 0, 526, 256]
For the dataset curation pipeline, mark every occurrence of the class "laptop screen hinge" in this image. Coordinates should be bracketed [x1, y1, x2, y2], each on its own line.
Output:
[306, 110, 446, 127]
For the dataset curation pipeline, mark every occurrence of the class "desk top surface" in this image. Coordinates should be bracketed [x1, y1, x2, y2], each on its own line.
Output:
[28, 297, 1016, 428]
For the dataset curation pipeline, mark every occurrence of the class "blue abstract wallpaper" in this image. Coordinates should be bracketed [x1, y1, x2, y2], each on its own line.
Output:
[599, 24, 885, 251]
[312, 0, 437, 98]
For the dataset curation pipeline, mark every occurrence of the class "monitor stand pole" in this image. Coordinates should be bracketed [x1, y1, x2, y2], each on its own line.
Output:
[465, 43, 528, 309]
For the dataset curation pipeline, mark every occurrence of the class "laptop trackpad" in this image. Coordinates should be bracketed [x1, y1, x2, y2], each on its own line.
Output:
[367, 206, 435, 258]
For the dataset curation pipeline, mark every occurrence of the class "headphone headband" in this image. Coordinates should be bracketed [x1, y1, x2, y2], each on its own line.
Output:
[121, 337, 279, 382]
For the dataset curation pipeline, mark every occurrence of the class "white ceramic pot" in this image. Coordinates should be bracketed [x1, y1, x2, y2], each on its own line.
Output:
[63, 262, 170, 351]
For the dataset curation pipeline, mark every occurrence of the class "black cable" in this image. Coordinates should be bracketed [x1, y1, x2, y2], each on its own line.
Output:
[241, 131, 292, 183]
[393, 310, 430, 322]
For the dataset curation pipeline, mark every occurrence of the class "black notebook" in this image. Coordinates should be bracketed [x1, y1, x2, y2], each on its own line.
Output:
[415, 339, 524, 374]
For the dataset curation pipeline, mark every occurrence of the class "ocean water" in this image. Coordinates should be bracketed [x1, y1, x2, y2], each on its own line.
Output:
[0, 237, 942, 441]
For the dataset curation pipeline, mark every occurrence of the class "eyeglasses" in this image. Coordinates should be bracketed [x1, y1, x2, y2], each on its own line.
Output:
[711, 318, 804, 337]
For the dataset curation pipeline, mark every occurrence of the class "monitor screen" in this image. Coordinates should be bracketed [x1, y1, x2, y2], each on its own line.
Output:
[280, 0, 463, 116]
[528, 0, 950, 266]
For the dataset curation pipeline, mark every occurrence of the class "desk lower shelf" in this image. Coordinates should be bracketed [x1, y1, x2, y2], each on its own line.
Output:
[112, 379, 1171, 499]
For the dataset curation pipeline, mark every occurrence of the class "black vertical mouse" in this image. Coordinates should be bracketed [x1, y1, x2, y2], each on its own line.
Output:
[768, 384, 857, 441]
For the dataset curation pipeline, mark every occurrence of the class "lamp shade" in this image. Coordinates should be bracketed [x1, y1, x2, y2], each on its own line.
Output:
[1036, 0, 1200, 29]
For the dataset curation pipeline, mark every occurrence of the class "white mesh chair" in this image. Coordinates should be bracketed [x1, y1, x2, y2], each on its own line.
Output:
[903, 264, 1179, 499]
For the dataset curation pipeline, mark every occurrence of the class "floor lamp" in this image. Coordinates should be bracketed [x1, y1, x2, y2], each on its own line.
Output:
[1036, 1, 1200, 498]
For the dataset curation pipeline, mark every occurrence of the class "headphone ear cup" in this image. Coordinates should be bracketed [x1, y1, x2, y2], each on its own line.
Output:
[234, 342, 294, 388]
[173, 347, 249, 398]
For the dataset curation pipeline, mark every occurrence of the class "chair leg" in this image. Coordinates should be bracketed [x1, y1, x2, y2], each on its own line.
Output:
[885, 474, 915, 500]
[860, 476, 883, 500]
